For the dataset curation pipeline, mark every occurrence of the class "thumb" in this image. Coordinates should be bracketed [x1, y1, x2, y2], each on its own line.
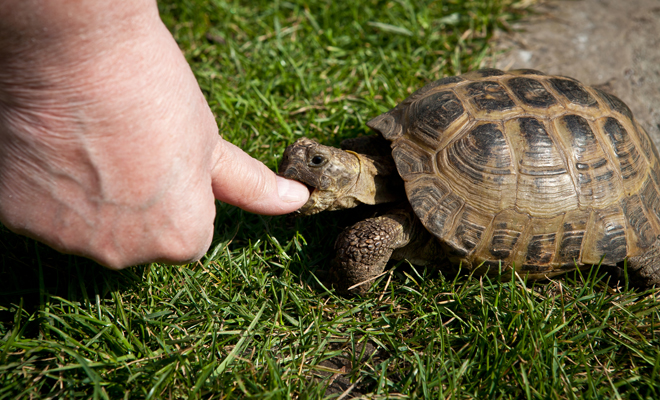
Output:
[211, 138, 309, 215]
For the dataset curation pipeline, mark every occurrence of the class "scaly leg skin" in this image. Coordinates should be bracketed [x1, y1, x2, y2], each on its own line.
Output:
[332, 211, 411, 295]
[623, 238, 660, 288]
[331, 209, 420, 295]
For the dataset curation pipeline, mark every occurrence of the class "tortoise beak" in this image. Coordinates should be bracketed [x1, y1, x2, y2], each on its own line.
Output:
[279, 148, 318, 215]
[280, 166, 317, 199]
[279, 139, 322, 190]
[278, 137, 340, 215]
[280, 165, 305, 182]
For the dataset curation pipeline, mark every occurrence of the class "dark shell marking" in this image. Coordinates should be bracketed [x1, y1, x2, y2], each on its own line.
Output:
[621, 194, 655, 249]
[507, 77, 558, 108]
[601, 117, 646, 182]
[463, 81, 518, 114]
[595, 88, 634, 121]
[549, 78, 598, 108]
[556, 216, 587, 265]
[368, 69, 660, 277]
[407, 90, 466, 148]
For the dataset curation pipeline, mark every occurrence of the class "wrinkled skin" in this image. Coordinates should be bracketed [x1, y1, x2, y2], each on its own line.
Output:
[0, 0, 309, 269]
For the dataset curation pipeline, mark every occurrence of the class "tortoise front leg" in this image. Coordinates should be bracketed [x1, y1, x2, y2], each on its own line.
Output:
[331, 209, 432, 294]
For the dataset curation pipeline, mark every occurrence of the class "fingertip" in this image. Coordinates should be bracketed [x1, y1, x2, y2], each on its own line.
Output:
[276, 175, 310, 205]
[244, 173, 309, 216]
[211, 140, 310, 215]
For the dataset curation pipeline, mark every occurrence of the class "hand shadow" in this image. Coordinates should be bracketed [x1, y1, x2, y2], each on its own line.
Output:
[0, 224, 145, 332]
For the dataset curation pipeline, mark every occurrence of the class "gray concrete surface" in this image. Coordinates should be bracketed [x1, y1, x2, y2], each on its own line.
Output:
[491, 0, 660, 148]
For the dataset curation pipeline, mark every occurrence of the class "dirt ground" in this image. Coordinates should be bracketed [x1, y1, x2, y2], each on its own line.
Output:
[491, 0, 660, 149]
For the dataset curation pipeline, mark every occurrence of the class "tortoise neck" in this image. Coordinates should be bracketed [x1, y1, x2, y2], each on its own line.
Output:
[350, 152, 404, 206]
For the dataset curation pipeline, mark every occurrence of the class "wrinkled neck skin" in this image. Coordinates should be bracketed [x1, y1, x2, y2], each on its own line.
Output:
[345, 151, 402, 207]
[304, 151, 403, 214]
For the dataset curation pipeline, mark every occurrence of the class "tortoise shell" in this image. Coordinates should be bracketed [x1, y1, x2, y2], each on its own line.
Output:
[367, 68, 660, 277]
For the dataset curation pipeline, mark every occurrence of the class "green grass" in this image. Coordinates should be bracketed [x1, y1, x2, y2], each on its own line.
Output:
[2, 0, 660, 398]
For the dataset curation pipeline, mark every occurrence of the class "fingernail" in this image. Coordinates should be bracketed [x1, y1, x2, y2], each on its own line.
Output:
[276, 176, 310, 203]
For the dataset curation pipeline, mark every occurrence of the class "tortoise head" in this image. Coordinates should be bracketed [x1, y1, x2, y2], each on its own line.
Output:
[279, 138, 361, 215]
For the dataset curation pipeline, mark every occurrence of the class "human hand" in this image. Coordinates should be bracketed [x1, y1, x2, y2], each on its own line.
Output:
[0, 0, 309, 269]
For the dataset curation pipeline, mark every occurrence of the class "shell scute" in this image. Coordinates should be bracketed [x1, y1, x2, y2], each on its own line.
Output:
[552, 114, 622, 208]
[488, 209, 530, 265]
[444, 205, 493, 259]
[367, 113, 402, 140]
[522, 214, 564, 268]
[504, 117, 578, 216]
[506, 77, 559, 110]
[437, 121, 517, 214]
[594, 89, 634, 121]
[406, 90, 467, 149]
[640, 178, 660, 229]
[548, 78, 599, 109]
[456, 80, 523, 119]
[424, 192, 464, 239]
[555, 210, 590, 265]
[406, 176, 463, 240]
[407, 176, 449, 217]
[583, 206, 628, 265]
[621, 194, 656, 250]
[599, 116, 647, 188]
[398, 76, 466, 109]
[391, 141, 434, 179]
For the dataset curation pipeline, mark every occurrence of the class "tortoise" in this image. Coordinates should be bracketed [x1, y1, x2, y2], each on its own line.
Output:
[279, 68, 660, 294]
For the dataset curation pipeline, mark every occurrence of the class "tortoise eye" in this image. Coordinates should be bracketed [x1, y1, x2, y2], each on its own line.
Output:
[309, 155, 326, 167]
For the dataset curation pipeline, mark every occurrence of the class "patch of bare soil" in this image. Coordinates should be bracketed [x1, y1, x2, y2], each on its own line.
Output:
[491, 0, 660, 148]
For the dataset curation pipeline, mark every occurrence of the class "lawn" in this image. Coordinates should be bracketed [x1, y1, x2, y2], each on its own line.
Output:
[2, 0, 660, 398]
